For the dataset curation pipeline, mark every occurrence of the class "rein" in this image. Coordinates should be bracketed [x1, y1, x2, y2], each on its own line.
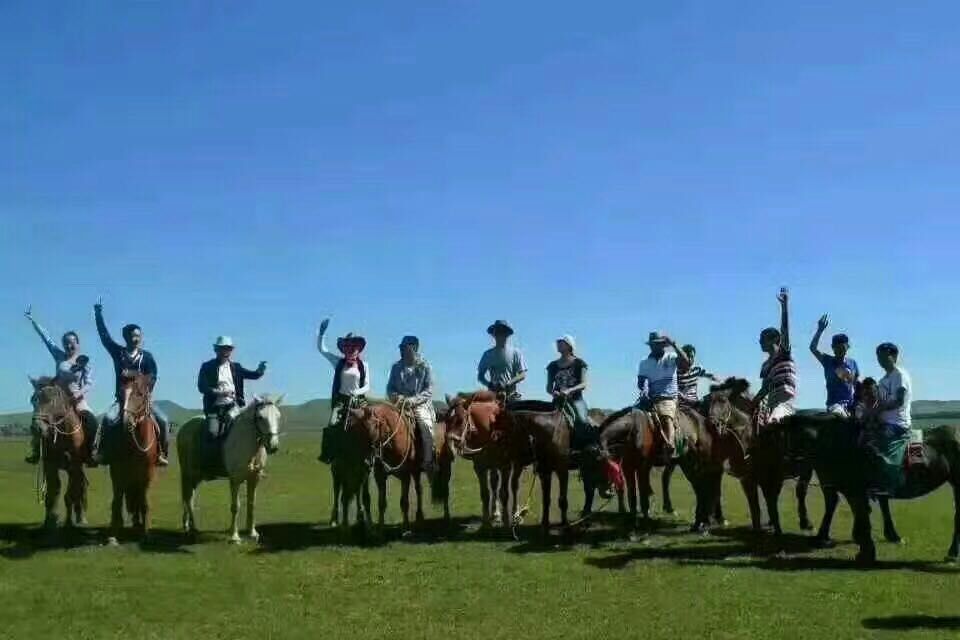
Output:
[370, 402, 414, 474]
[122, 400, 157, 454]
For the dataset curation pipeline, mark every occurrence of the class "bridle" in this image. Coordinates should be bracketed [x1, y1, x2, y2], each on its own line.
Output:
[252, 400, 280, 449]
[359, 405, 412, 473]
[447, 401, 486, 458]
[33, 385, 81, 439]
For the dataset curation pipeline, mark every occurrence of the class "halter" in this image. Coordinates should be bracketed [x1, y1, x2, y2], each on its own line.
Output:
[33, 385, 82, 440]
[364, 404, 413, 474]
[449, 401, 486, 458]
[251, 400, 280, 449]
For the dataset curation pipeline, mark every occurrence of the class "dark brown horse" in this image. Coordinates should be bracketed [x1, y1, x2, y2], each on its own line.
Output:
[703, 378, 901, 543]
[348, 403, 430, 535]
[106, 374, 160, 545]
[594, 404, 731, 534]
[29, 377, 89, 530]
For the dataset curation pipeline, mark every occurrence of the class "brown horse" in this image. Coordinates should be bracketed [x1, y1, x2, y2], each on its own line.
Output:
[443, 392, 517, 529]
[106, 374, 160, 545]
[594, 404, 732, 534]
[29, 377, 89, 530]
[348, 403, 431, 535]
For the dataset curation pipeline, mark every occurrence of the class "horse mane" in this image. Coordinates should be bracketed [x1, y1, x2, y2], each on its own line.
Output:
[598, 405, 636, 432]
[709, 377, 752, 397]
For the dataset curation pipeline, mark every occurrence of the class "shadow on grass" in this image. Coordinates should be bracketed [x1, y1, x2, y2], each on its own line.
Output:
[0, 523, 192, 559]
[862, 616, 960, 631]
[252, 516, 479, 553]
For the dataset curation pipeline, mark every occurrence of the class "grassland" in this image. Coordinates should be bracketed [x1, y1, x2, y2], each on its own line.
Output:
[1, 433, 960, 639]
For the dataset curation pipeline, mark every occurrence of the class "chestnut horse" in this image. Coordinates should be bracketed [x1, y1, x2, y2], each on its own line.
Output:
[348, 403, 431, 535]
[30, 377, 89, 530]
[594, 404, 731, 534]
[106, 373, 160, 545]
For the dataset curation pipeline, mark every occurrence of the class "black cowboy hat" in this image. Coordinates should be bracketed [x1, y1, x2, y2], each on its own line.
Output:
[487, 320, 514, 337]
[337, 332, 367, 353]
[399, 335, 420, 349]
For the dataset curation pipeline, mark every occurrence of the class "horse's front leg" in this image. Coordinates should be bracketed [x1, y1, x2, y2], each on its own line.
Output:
[539, 471, 553, 533]
[329, 467, 341, 528]
[814, 487, 840, 547]
[43, 466, 60, 530]
[662, 461, 677, 515]
[625, 468, 638, 532]
[741, 477, 762, 532]
[475, 465, 491, 529]
[400, 473, 412, 534]
[581, 473, 595, 519]
[850, 492, 877, 564]
[712, 474, 727, 526]
[375, 465, 388, 529]
[246, 476, 260, 542]
[228, 479, 242, 544]
[796, 465, 813, 531]
[638, 463, 654, 528]
[762, 477, 784, 536]
[413, 470, 425, 526]
[108, 480, 124, 545]
[558, 469, 570, 529]
[878, 497, 902, 543]
[181, 475, 199, 537]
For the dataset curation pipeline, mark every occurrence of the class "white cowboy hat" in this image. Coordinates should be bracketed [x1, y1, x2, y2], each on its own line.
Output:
[556, 335, 577, 353]
[213, 336, 235, 349]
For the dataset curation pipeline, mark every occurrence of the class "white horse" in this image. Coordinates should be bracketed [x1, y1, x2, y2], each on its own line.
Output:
[176, 395, 283, 543]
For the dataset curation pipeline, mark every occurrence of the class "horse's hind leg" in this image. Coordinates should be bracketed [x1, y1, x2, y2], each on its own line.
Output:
[412, 471, 425, 526]
[661, 462, 677, 515]
[108, 481, 124, 545]
[330, 467, 341, 528]
[762, 478, 784, 536]
[43, 467, 60, 530]
[228, 479, 242, 544]
[796, 466, 814, 531]
[947, 484, 960, 562]
[878, 497, 902, 544]
[181, 475, 199, 537]
[741, 478, 762, 532]
[539, 471, 553, 533]
[712, 475, 727, 526]
[375, 465, 388, 529]
[558, 469, 570, 529]
[246, 477, 260, 542]
[400, 473, 412, 534]
[850, 493, 877, 564]
[475, 466, 491, 529]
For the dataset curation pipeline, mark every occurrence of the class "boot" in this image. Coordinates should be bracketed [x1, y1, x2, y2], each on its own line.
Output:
[318, 427, 337, 464]
[85, 414, 102, 468]
[24, 429, 41, 464]
[157, 443, 170, 467]
[418, 426, 435, 476]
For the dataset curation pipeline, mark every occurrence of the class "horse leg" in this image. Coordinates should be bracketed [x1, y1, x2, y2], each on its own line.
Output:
[109, 478, 124, 545]
[246, 476, 260, 542]
[413, 471, 425, 526]
[228, 479, 242, 544]
[616, 484, 626, 514]
[508, 466, 521, 530]
[813, 487, 840, 547]
[375, 465, 388, 530]
[360, 475, 373, 535]
[712, 475, 727, 526]
[850, 492, 877, 564]
[796, 465, 813, 531]
[638, 464, 653, 530]
[43, 466, 60, 530]
[878, 497, 902, 543]
[582, 474, 595, 519]
[400, 473, 412, 534]
[741, 478, 762, 532]
[662, 461, 676, 515]
[558, 469, 570, 529]
[625, 470, 638, 532]
[947, 483, 960, 562]
[762, 478, 784, 536]
[690, 479, 709, 534]
[330, 467, 341, 528]
[539, 471, 553, 533]
[181, 474, 199, 537]
[493, 467, 506, 528]
[476, 466, 491, 529]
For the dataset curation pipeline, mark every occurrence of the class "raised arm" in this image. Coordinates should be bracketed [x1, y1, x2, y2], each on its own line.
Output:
[316, 321, 340, 368]
[238, 361, 267, 381]
[667, 337, 690, 368]
[94, 302, 123, 357]
[25, 308, 65, 362]
[778, 288, 791, 353]
[809, 314, 828, 362]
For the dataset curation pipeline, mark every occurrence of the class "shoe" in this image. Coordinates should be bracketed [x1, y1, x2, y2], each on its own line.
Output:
[24, 453, 40, 465]
[157, 454, 169, 467]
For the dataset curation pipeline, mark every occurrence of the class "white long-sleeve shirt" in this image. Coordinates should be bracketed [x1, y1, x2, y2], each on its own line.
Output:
[318, 334, 370, 396]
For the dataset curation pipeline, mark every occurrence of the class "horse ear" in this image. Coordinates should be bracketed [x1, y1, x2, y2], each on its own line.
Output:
[28, 376, 37, 389]
[445, 394, 453, 407]
[274, 394, 286, 406]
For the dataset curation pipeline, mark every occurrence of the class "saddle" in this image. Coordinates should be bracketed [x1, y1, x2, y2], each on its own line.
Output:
[631, 406, 685, 464]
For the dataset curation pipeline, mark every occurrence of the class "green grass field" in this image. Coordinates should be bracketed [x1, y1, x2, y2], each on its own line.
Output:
[1, 434, 959, 639]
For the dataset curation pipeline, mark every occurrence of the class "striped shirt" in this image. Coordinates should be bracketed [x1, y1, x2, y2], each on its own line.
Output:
[678, 365, 712, 402]
[760, 349, 797, 404]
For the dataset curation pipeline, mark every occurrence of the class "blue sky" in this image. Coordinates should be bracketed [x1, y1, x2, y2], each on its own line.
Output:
[2, 2, 959, 412]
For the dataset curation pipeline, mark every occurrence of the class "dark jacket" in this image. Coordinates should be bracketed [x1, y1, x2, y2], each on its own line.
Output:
[197, 359, 264, 414]
[96, 309, 158, 402]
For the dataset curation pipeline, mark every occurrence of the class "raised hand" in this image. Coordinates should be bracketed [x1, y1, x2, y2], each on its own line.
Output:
[257, 361, 268, 372]
[817, 314, 829, 332]
[94, 296, 103, 313]
[318, 318, 331, 336]
[24, 305, 33, 321]
[778, 287, 789, 304]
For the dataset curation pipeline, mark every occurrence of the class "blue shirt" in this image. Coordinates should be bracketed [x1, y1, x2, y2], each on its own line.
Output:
[817, 354, 859, 408]
[637, 352, 679, 399]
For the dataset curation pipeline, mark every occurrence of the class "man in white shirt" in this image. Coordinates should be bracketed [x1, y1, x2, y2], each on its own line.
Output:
[861, 342, 912, 496]
[637, 331, 691, 457]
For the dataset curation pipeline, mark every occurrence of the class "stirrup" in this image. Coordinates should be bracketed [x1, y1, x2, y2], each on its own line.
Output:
[157, 454, 169, 466]
[24, 454, 40, 465]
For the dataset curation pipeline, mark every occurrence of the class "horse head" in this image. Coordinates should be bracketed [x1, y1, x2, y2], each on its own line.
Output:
[29, 376, 74, 432]
[705, 377, 753, 431]
[251, 394, 284, 454]
[120, 373, 156, 429]
[441, 393, 500, 457]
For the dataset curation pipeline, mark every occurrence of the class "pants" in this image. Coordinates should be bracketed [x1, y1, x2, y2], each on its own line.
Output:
[827, 403, 851, 418]
[203, 404, 238, 467]
[320, 395, 368, 463]
[98, 404, 171, 459]
[410, 403, 436, 472]
[652, 397, 678, 447]
[862, 422, 909, 496]
[560, 397, 596, 448]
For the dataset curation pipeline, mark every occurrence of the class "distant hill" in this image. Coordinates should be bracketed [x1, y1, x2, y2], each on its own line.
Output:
[912, 400, 960, 415]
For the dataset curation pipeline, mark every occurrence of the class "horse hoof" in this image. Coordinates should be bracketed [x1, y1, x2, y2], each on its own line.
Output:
[799, 519, 813, 532]
[811, 536, 835, 549]
[248, 530, 261, 543]
[855, 549, 878, 565]
[228, 534, 242, 545]
[884, 533, 904, 545]
[105, 537, 119, 547]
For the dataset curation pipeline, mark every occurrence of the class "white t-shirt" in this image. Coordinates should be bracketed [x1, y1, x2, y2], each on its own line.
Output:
[637, 352, 679, 398]
[216, 361, 236, 405]
[879, 366, 912, 429]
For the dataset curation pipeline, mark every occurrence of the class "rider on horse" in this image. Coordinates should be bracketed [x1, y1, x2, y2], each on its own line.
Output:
[857, 343, 913, 496]
[317, 319, 370, 463]
[23, 307, 98, 464]
[477, 320, 527, 401]
[636, 331, 690, 458]
[387, 335, 437, 475]
[809, 313, 859, 417]
[546, 335, 596, 448]
[92, 300, 170, 466]
[677, 344, 718, 406]
[197, 336, 267, 470]
[753, 288, 797, 428]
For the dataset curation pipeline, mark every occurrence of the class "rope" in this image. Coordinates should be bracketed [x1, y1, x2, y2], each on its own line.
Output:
[35, 437, 47, 505]
[511, 468, 538, 540]
[374, 400, 414, 474]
